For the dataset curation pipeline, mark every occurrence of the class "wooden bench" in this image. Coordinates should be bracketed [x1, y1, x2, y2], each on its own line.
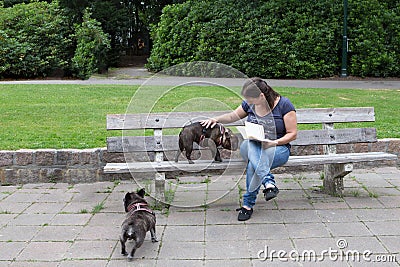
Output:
[104, 107, 397, 199]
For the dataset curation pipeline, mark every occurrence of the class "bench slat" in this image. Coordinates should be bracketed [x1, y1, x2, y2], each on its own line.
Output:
[293, 127, 377, 146]
[106, 128, 377, 152]
[296, 107, 374, 124]
[103, 152, 397, 173]
[107, 111, 243, 130]
[107, 107, 375, 130]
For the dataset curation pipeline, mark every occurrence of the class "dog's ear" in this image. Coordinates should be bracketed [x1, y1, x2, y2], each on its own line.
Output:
[137, 188, 146, 198]
[124, 192, 132, 202]
[124, 193, 132, 212]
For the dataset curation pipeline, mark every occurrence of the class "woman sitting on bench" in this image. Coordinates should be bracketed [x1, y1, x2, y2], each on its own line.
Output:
[201, 77, 297, 221]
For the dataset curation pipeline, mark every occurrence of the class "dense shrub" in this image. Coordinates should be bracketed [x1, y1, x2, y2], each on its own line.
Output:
[0, 2, 110, 79]
[348, 0, 400, 77]
[0, 1, 72, 78]
[148, 0, 400, 78]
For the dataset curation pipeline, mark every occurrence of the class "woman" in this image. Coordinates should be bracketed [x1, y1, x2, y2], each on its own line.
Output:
[201, 77, 297, 221]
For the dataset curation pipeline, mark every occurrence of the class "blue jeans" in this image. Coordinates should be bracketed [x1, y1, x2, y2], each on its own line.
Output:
[240, 140, 290, 208]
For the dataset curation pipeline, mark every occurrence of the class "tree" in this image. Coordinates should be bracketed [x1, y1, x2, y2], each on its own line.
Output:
[71, 9, 111, 79]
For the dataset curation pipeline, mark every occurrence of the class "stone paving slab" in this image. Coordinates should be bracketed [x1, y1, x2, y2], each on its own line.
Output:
[0, 167, 399, 266]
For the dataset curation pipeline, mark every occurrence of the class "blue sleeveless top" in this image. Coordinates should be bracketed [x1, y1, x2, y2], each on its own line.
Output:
[241, 96, 296, 147]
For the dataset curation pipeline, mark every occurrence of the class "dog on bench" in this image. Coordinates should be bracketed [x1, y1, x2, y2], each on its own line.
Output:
[175, 122, 239, 164]
[120, 188, 157, 261]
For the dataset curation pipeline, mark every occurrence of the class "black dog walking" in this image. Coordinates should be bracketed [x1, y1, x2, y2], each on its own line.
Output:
[120, 189, 158, 261]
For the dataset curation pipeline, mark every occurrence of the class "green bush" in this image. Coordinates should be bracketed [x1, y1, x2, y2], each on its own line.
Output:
[0, 1, 72, 78]
[71, 9, 111, 79]
[0, 2, 111, 80]
[348, 0, 400, 77]
[147, 0, 400, 78]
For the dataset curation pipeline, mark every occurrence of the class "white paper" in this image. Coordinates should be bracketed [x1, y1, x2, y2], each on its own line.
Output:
[237, 121, 273, 142]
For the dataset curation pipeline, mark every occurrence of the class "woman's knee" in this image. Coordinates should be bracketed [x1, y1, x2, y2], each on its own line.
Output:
[270, 146, 290, 169]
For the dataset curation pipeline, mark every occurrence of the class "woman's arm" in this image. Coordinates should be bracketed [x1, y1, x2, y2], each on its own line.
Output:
[200, 105, 247, 128]
[275, 111, 297, 145]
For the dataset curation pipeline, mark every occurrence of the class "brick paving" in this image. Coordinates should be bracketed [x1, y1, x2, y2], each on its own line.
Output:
[0, 167, 399, 266]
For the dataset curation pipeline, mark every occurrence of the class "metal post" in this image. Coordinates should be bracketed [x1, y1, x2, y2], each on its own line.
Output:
[340, 0, 348, 77]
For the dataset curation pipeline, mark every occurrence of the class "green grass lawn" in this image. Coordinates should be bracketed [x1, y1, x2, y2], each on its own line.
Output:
[0, 84, 399, 150]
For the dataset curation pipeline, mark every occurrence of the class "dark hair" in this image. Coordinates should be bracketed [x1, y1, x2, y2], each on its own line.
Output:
[241, 77, 280, 109]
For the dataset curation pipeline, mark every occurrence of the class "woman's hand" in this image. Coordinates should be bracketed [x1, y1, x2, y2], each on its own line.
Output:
[200, 118, 218, 128]
[262, 140, 278, 149]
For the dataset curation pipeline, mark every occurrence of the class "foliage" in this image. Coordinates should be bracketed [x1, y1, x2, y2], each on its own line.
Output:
[0, 1, 112, 79]
[72, 9, 111, 79]
[0, 0, 188, 74]
[0, 1, 73, 78]
[348, 0, 400, 77]
[2, 0, 399, 79]
[148, 0, 400, 78]
[59, 0, 185, 66]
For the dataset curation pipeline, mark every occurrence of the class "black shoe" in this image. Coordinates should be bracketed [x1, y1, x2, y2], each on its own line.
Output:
[236, 207, 253, 221]
[263, 186, 279, 201]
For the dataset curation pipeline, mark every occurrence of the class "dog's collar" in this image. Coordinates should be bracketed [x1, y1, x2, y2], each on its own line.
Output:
[199, 124, 226, 146]
[218, 124, 226, 146]
[127, 202, 155, 215]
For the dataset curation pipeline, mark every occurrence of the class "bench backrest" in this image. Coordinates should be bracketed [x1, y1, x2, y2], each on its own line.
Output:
[106, 107, 377, 153]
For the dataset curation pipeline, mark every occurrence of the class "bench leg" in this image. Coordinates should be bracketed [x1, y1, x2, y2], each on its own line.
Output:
[154, 173, 165, 208]
[323, 163, 353, 196]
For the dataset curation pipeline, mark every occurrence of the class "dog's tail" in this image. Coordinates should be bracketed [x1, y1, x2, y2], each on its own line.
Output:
[127, 226, 135, 239]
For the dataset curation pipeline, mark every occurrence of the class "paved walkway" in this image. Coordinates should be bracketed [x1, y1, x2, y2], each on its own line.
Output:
[0, 167, 399, 266]
[0, 67, 399, 89]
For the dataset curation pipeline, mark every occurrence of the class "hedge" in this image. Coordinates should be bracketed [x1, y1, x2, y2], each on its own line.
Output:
[147, 0, 400, 78]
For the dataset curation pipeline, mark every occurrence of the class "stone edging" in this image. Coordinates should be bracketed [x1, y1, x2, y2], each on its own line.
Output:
[0, 139, 399, 185]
